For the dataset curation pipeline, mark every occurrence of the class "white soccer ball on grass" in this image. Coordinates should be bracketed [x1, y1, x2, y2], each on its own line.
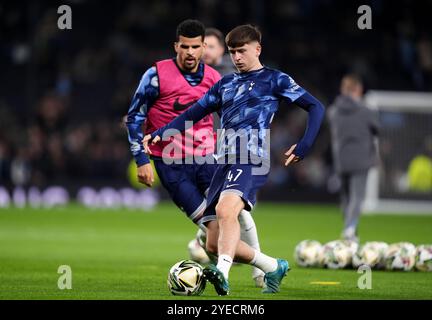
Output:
[352, 241, 388, 269]
[415, 244, 432, 272]
[167, 260, 206, 296]
[384, 242, 416, 271]
[294, 240, 323, 267]
[321, 240, 358, 269]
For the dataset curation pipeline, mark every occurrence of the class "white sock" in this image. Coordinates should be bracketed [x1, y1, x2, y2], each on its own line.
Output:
[250, 250, 278, 273]
[239, 210, 264, 279]
[239, 210, 261, 251]
[216, 254, 233, 280]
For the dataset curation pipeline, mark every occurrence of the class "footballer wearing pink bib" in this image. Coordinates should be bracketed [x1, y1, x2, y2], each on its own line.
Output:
[145, 58, 219, 159]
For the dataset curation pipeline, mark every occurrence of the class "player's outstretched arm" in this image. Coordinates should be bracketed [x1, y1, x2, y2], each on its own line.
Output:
[142, 102, 211, 154]
[275, 73, 325, 164]
[143, 80, 222, 152]
[291, 91, 325, 160]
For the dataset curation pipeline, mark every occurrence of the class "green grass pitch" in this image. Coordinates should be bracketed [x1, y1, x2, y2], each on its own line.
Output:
[0, 202, 431, 300]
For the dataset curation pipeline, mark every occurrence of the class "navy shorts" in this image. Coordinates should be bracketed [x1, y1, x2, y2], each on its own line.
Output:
[153, 158, 216, 225]
[202, 163, 269, 225]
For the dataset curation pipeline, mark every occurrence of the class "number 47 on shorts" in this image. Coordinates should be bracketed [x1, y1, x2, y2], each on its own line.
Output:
[227, 169, 243, 182]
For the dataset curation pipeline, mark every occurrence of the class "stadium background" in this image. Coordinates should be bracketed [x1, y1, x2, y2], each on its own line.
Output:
[1, 0, 432, 301]
[1, 0, 431, 207]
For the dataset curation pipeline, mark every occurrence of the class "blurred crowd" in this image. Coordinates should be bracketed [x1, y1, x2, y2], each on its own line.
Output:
[0, 93, 129, 187]
[1, 0, 431, 195]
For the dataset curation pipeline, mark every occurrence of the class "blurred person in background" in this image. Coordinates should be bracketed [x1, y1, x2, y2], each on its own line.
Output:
[328, 74, 380, 243]
[203, 28, 237, 76]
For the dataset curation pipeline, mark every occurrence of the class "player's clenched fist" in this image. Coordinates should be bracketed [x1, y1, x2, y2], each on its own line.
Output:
[137, 163, 155, 187]
[142, 134, 161, 155]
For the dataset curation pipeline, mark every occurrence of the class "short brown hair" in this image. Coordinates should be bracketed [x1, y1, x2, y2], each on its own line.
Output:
[205, 28, 225, 47]
[225, 24, 262, 48]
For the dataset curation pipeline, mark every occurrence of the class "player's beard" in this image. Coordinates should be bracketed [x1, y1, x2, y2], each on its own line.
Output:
[183, 57, 198, 71]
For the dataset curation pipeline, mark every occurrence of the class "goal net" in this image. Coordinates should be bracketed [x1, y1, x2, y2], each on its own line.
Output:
[363, 90, 432, 214]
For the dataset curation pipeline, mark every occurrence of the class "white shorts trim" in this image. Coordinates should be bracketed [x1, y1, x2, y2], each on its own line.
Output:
[189, 199, 206, 223]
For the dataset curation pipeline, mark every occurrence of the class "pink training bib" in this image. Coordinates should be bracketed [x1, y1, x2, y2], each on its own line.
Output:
[145, 59, 220, 159]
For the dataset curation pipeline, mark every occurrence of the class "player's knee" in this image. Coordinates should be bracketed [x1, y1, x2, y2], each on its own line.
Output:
[215, 203, 234, 221]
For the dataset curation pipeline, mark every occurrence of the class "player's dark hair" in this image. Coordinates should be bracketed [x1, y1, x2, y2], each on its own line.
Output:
[176, 19, 205, 41]
[225, 24, 262, 48]
[205, 28, 225, 47]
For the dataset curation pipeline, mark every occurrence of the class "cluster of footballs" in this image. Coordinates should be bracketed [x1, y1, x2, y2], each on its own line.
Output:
[294, 240, 432, 271]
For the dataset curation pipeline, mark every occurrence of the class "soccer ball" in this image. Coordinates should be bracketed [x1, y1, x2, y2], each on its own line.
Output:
[415, 245, 432, 272]
[384, 242, 416, 271]
[352, 242, 388, 269]
[344, 240, 360, 256]
[294, 240, 322, 267]
[167, 260, 206, 296]
[321, 240, 357, 269]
